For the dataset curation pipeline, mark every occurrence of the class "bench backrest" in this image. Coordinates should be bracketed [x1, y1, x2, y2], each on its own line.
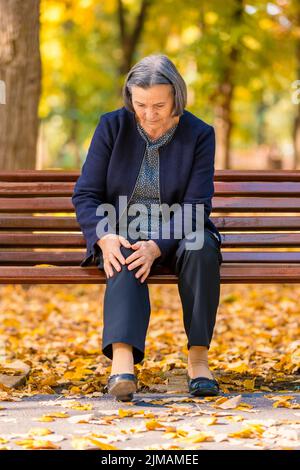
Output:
[1, 170, 300, 283]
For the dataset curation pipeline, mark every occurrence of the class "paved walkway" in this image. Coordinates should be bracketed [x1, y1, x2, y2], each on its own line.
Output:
[0, 392, 300, 450]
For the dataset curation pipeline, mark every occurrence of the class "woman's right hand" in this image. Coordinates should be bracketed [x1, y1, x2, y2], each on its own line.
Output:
[97, 234, 132, 278]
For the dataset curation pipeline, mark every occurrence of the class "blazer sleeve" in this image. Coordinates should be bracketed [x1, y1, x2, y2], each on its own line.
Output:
[71, 114, 115, 265]
[153, 125, 216, 263]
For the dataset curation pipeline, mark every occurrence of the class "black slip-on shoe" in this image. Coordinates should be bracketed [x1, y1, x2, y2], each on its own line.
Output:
[187, 374, 220, 397]
[106, 373, 137, 402]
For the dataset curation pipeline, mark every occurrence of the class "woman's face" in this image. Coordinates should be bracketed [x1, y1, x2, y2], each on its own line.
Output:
[130, 84, 176, 130]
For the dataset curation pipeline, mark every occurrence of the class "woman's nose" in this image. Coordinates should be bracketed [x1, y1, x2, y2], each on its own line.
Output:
[145, 113, 157, 121]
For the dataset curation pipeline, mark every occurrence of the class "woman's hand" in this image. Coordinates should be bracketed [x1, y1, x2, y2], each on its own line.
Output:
[97, 234, 132, 279]
[125, 240, 162, 283]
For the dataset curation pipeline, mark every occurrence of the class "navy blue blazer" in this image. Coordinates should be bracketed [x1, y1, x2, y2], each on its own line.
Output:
[71, 106, 222, 267]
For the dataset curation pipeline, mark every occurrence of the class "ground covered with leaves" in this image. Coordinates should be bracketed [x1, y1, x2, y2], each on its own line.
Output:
[0, 283, 300, 450]
[0, 283, 299, 398]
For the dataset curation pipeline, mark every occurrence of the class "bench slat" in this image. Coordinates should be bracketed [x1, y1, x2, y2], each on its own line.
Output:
[0, 198, 73, 212]
[215, 182, 300, 195]
[0, 171, 79, 182]
[2, 197, 300, 212]
[220, 233, 300, 246]
[1, 233, 300, 248]
[1, 181, 300, 196]
[0, 264, 300, 284]
[0, 233, 84, 246]
[212, 216, 300, 230]
[1, 251, 300, 265]
[0, 252, 84, 264]
[1, 215, 300, 230]
[213, 197, 300, 211]
[2, 169, 300, 182]
[0, 216, 78, 230]
[214, 171, 300, 181]
[0, 183, 74, 196]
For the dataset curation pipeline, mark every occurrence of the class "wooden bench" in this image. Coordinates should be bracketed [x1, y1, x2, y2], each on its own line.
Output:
[1, 169, 300, 284]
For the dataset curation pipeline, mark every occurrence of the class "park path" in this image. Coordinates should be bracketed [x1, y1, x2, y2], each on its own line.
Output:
[0, 392, 300, 450]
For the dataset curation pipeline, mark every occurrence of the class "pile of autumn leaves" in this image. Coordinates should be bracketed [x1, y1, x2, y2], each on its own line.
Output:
[0, 282, 299, 399]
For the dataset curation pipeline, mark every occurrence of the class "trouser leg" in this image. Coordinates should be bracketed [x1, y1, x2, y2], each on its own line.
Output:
[167, 228, 222, 352]
[97, 228, 222, 364]
[98, 236, 151, 365]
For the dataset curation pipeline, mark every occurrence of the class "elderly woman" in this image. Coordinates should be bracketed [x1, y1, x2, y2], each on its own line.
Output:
[72, 54, 223, 402]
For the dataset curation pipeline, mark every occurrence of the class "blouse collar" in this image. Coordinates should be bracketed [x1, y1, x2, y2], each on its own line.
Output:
[134, 115, 180, 149]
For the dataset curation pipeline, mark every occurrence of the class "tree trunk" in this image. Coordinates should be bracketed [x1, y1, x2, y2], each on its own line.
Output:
[212, 0, 244, 169]
[116, 0, 151, 98]
[0, 0, 41, 170]
[293, 7, 300, 169]
[294, 111, 300, 169]
[214, 81, 233, 170]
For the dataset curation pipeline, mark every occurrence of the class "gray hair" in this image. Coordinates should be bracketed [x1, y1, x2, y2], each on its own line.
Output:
[122, 54, 187, 117]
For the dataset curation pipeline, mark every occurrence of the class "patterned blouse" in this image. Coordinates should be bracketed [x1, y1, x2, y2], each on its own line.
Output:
[117, 116, 179, 241]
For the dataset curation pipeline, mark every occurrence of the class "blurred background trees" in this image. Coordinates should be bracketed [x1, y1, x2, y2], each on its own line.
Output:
[0, 0, 298, 170]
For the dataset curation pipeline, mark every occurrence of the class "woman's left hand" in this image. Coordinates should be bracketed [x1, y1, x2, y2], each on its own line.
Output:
[125, 240, 161, 283]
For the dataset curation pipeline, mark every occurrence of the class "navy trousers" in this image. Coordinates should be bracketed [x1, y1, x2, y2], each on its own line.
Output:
[96, 228, 223, 365]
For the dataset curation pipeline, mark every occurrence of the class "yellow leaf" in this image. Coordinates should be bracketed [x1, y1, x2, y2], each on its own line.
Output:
[243, 378, 256, 390]
[69, 386, 82, 394]
[45, 412, 69, 418]
[34, 264, 56, 268]
[87, 437, 118, 450]
[226, 415, 244, 423]
[69, 403, 93, 411]
[71, 437, 92, 450]
[145, 419, 165, 430]
[229, 424, 264, 439]
[183, 432, 214, 443]
[34, 416, 55, 422]
[71, 436, 117, 450]
[118, 409, 135, 418]
[273, 399, 300, 409]
[236, 403, 253, 410]
[36, 412, 69, 421]
[196, 417, 218, 426]
[28, 428, 53, 437]
[15, 439, 60, 449]
[227, 362, 249, 373]
[215, 395, 242, 409]
[260, 386, 272, 392]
